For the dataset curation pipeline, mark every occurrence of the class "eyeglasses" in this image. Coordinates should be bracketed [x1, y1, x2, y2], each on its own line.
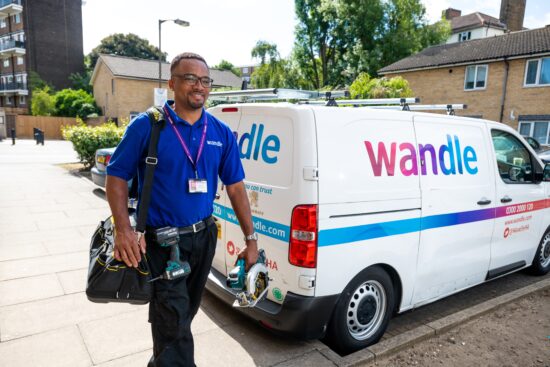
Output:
[172, 73, 214, 88]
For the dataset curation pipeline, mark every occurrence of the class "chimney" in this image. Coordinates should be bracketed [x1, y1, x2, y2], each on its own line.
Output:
[444, 8, 462, 20]
[500, 0, 526, 32]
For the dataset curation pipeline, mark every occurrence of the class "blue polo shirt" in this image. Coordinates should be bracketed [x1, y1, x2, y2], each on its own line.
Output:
[107, 101, 244, 227]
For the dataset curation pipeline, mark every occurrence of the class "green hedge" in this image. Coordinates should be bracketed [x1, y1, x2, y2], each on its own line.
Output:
[62, 120, 125, 169]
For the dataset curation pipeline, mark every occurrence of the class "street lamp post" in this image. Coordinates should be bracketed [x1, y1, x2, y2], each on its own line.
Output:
[158, 18, 190, 88]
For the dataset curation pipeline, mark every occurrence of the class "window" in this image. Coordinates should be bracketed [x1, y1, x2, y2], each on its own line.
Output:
[0, 19, 5, 29]
[19, 95, 25, 105]
[464, 65, 488, 90]
[16, 56, 23, 65]
[3, 59, 9, 68]
[458, 31, 471, 42]
[492, 130, 535, 183]
[129, 112, 140, 121]
[524, 58, 550, 86]
[242, 67, 249, 74]
[6, 96, 11, 105]
[13, 14, 20, 24]
[518, 121, 550, 144]
[111, 79, 115, 94]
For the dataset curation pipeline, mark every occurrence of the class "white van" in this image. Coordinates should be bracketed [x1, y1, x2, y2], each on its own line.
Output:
[205, 102, 550, 354]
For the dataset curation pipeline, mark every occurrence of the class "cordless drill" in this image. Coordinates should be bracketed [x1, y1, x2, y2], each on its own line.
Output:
[149, 227, 191, 282]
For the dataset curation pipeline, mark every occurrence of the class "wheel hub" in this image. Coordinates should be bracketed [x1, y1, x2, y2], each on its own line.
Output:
[346, 280, 386, 341]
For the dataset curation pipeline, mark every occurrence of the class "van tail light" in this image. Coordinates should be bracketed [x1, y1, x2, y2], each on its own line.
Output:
[289, 205, 318, 268]
[104, 154, 111, 165]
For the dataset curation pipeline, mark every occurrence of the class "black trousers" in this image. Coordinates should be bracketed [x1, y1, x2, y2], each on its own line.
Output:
[146, 221, 217, 367]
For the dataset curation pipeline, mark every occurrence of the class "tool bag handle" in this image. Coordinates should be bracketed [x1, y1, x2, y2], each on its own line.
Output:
[135, 106, 165, 234]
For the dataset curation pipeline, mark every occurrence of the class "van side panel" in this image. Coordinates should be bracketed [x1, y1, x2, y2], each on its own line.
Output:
[314, 108, 421, 310]
[411, 116, 494, 305]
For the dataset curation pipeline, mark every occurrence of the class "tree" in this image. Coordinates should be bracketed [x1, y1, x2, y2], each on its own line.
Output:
[293, 0, 450, 88]
[213, 59, 241, 77]
[251, 41, 280, 65]
[31, 87, 56, 116]
[28, 71, 53, 92]
[69, 72, 92, 93]
[88, 33, 166, 69]
[54, 89, 100, 118]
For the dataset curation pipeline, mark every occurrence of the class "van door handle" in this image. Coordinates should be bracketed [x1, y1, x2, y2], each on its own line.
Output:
[477, 199, 492, 205]
[501, 196, 512, 203]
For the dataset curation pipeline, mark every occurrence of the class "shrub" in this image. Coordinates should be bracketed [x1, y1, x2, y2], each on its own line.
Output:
[350, 73, 413, 99]
[54, 89, 100, 118]
[31, 87, 56, 116]
[62, 119, 124, 169]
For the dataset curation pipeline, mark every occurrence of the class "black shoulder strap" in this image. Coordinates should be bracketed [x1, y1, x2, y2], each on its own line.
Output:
[135, 106, 165, 233]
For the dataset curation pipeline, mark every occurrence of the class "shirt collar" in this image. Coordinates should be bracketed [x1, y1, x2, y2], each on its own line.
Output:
[164, 100, 205, 127]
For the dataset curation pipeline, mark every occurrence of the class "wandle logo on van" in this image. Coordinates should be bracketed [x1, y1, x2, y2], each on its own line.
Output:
[237, 123, 280, 164]
[364, 134, 478, 176]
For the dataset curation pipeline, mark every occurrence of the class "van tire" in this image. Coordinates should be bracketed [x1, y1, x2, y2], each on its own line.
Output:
[529, 230, 550, 275]
[325, 266, 394, 355]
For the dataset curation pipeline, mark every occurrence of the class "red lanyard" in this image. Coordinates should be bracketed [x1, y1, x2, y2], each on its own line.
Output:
[163, 106, 208, 175]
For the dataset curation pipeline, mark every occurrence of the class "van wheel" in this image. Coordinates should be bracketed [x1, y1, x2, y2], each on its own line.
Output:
[325, 266, 394, 355]
[529, 230, 550, 275]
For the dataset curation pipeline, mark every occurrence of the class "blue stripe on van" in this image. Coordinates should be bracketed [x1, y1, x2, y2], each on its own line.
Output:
[317, 207, 496, 247]
[213, 203, 290, 242]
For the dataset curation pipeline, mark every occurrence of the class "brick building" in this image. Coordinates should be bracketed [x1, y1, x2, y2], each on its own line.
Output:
[379, 26, 550, 144]
[0, 0, 83, 135]
[91, 54, 242, 123]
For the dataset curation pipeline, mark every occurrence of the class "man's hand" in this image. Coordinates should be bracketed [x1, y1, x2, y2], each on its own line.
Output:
[113, 227, 146, 267]
[237, 240, 259, 271]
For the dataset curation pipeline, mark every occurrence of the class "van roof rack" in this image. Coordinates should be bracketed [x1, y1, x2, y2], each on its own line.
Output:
[209, 88, 349, 102]
[209, 88, 466, 115]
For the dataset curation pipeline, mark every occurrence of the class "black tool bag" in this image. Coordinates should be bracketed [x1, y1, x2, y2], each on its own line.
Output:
[86, 107, 164, 304]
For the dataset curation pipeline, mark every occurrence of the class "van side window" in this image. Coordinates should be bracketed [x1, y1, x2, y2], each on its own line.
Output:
[491, 130, 534, 183]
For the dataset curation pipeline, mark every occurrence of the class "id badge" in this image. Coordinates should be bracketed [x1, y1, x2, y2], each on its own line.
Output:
[189, 179, 208, 193]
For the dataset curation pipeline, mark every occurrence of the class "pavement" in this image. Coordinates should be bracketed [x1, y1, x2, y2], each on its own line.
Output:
[0, 139, 549, 367]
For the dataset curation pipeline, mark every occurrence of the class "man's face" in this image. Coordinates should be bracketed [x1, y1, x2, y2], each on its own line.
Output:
[169, 59, 210, 110]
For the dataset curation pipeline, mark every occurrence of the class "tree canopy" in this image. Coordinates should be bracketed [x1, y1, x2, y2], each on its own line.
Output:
[87, 33, 166, 69]
[251, 0, 450, 90]
[213, 59, 242, 77]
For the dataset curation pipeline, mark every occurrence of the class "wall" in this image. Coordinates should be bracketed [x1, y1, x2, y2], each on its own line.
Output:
[14, 115, 102, 139]
[446, 27, 505, 44]
[392, 57, 550, 130]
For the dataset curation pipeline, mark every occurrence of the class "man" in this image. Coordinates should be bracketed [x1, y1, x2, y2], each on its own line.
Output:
[106, 52, 259, 366]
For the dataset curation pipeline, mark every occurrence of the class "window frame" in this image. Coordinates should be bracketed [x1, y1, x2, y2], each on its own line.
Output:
[3, 59, 9, 68]
[523, 57, 550, 87]
[458, 31, 472, 42]
[464, 64, 488, 91]
[491, 129, 538, 185]
[19, 95, 25, 105]
[518, 121, 550, 144]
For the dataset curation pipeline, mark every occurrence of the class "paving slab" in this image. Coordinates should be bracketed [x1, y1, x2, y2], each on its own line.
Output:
[0, 241, 49, 261]
[79, 308, 152, 365]
[0, 273, 64, 307]
[56, 268, 88, 294]
[95, 350, 153, 367]
[0, 292, 142, 341]
[0, 227, 83, 246]
[42, 235, 91, 255]
[273, 350, 337, 367]
[0, 326, 92, 367]
[0, 251, 88, 281]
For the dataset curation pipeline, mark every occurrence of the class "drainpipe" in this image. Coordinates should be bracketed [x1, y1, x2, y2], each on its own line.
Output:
[499, 57, 510, 123]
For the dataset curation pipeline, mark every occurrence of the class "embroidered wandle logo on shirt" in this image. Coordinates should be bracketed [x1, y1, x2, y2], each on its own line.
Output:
[207, 140, 223, 147]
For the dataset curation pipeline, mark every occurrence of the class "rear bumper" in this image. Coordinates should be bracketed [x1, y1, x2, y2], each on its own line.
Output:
[91, 167, 106, 187]
[205, 267, 339, 340]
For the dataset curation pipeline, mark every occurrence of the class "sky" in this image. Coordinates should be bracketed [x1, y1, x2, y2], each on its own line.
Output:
[82, 0, 550, 67]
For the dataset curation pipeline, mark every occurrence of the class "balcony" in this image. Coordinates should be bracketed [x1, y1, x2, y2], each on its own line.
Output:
[0, 40, 24, 58]
[0, 81, 27, 95]
[0, 0, 22, 18]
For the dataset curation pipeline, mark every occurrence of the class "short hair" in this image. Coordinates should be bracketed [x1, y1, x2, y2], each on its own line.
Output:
[170, 52, 209, 74]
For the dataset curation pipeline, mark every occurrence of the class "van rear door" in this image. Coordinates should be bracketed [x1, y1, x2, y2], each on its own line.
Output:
[223, 104, 318, 304]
